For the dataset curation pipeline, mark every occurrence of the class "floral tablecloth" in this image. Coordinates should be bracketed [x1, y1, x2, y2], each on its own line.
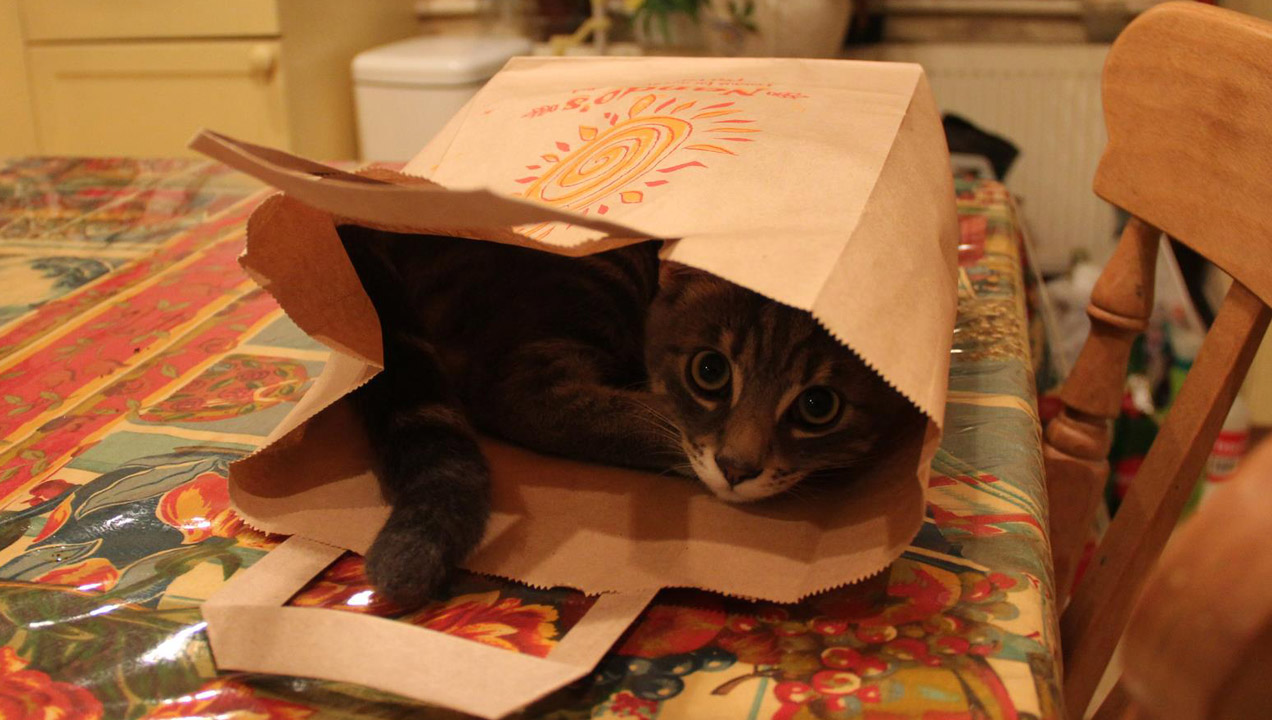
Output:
[0, 158, 1058, 720]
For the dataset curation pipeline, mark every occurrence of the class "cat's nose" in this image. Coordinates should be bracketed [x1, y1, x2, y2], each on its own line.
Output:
[716, 456, 762, 486]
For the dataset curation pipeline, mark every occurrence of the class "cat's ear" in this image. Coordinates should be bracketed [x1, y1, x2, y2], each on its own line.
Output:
[659, 261, 716, 288]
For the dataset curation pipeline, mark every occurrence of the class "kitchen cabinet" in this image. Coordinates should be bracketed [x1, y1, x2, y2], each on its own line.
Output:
[12, 0, 420, 158]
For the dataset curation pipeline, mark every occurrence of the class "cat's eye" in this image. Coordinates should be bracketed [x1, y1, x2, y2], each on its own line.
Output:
[687, 350, 731, 394]
[792, 387, 841, 427]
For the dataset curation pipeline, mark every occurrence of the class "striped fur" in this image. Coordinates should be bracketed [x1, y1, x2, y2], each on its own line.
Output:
[339, 228, 918, 606]
[340, 227, 676, 606]
[646, 265, 920, 502]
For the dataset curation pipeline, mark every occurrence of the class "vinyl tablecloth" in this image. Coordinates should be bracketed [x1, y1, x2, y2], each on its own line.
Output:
[0, 158, 1059, 720]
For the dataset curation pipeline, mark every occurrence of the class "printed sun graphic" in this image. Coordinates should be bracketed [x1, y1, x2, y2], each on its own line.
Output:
[513, 93, 760, 237]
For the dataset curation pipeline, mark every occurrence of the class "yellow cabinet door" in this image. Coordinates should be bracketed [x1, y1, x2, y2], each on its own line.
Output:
[28, 40, 288, 157]
[19, 0, 279, 41]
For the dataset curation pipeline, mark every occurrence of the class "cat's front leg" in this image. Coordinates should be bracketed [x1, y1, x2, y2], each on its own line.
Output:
[473, 343, 690, 474]
[353, 333, 491, 608]
[501, 384, 689, 473]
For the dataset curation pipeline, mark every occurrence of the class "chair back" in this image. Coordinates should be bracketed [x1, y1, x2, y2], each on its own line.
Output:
[1041, 3, 1272, 716]
[1097, 2, 1272, 306]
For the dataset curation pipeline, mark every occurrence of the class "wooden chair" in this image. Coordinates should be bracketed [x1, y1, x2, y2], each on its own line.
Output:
[1041, 2, 1272, 717]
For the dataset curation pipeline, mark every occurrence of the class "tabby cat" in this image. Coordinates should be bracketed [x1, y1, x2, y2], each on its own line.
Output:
[339, 226, 919, 607]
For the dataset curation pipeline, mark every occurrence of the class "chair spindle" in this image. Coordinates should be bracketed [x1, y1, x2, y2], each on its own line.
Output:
[1044, 217, 1160, 601]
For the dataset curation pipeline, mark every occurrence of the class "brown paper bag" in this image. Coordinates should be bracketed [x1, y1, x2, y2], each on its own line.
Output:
[195, 56, 958, 718]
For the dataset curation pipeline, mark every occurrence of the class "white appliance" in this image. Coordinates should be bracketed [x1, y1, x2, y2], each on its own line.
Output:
[352, 34, 531, 162]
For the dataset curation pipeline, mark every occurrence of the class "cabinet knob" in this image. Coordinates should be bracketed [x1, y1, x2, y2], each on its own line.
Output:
[248, 44, 277, 82]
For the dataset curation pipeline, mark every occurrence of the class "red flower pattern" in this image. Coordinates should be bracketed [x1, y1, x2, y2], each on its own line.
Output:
[139, 355, 307, 423]
[0, 646, 103, 720]
[289, 555, 402, 616]
[618, 601, 726, 658]
[958, 214, 988, 266]
[138, 678, 314, 720]
[23, 478, 74, 506]
[407, 591, 560, 657]
[33, 557, 120, 593]
[610, 690, 659, 718]
[930, 506, 1042, 537]
[154, 471, 278, 549]
[32, 494, 73, 543]
[290, 557, 572, 659]
[693, 560, 1021, 718]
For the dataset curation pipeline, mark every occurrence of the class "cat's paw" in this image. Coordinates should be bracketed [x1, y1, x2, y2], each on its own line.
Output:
[365, 520, 449, 609]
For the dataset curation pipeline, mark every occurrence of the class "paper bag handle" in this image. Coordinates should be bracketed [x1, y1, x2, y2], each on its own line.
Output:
[188, 129, 646, 245]
[203, 537, 655, 719]
[191, 130, 391, 186]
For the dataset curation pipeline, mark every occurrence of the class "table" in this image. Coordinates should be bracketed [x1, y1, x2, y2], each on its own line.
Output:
[0, 159, 1059, 720]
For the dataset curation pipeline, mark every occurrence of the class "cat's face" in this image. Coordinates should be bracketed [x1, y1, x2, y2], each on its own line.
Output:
[645, 265, 918, 502]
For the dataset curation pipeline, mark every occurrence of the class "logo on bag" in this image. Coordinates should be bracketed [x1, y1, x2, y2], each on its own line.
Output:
[513, 93, 760, 238]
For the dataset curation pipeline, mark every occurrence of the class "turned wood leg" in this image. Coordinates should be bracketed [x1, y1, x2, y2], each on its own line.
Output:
[1043, 217, 1159, 604]
[1044, 407, 1112, 599]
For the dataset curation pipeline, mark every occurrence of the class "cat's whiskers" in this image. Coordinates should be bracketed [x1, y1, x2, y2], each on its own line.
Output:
[782, 482, 826, 503]
[656, 462, 697, 479]
[635, 400, 680, 432]
[629, 398, 688, 448]
[630, 414, 684, 446]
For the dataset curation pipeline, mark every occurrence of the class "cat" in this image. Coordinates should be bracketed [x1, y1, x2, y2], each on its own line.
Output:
[338, 225, 919, 607]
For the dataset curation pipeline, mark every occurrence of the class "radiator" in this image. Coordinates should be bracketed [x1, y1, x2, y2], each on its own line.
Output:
[848, 43, 1115, 274]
